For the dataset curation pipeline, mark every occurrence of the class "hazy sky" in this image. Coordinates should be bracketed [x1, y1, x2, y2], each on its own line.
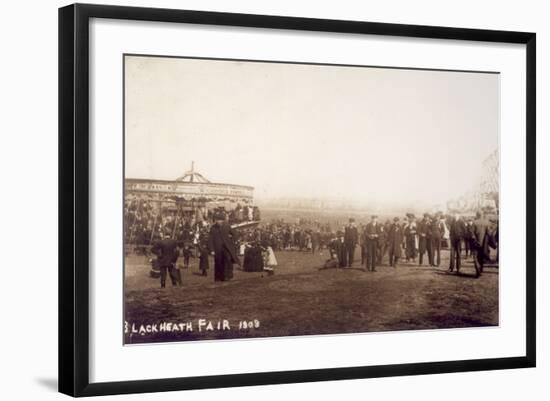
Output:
[125, 55, 499, 206]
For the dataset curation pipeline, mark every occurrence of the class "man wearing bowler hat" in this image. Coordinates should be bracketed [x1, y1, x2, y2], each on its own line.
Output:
[387, 217, 404, 267]
[364, 214, 381, 271]
[334, 230, 347, 268]
[151, 233, 182, 288]
[404, 213, 418, 262]
[208, 210, 240, 281]
[471, 211, 488, 278]
[417, 213, 434, 266]
[431, 212, 445, 267]
[344, 218, 359, 267]
[448, 213, 466, 273]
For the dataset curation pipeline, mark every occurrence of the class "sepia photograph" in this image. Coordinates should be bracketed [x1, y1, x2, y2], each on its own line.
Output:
[123, 54, 500, 344]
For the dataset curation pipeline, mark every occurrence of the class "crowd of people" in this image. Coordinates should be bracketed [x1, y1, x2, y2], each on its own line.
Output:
[124, 198, 260, 250]
[322, 212, 498, 278]
[126, 197, 499, 287]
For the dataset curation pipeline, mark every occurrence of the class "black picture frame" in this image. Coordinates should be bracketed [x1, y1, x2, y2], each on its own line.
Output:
[59, 3, 536, 397]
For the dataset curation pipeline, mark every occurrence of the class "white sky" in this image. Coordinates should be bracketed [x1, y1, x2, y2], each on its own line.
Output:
[125, 55, 499, 206]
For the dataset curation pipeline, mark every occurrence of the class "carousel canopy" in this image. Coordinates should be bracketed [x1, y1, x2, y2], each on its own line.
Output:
[125, 162, 254, 204]
[176, 161, 210, 183]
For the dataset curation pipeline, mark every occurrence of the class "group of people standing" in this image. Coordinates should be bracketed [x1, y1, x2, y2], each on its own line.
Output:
[326, 211, 498, 278]
[327, 216, 406, 271]
[150, 210, 241, 287]
[124, 196, 260, 252]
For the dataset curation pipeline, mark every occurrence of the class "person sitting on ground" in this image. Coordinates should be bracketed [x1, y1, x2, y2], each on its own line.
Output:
[323, 248, 340, 269]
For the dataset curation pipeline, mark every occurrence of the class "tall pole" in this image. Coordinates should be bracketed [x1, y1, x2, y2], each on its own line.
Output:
[128, 198, 142, 244]
[172, 204, 181, 238]
[149, 199, 162, 244]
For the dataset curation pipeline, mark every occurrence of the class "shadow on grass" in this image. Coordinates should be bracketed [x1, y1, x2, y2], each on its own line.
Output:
[433, 270, 480, 279]
[411, 267, 441, 272]
[318, 266, 367, 272]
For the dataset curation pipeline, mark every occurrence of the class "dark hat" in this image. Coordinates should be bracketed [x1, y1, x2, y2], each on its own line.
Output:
[349, 217, 355, 223]
[393, 217, 400, 222]
[406, 213, 415, 219]
[336, 230, 343, 236]
[423, 212, 430, 218]
[213, 210, 226, 221]
[371, 214, 378, 219]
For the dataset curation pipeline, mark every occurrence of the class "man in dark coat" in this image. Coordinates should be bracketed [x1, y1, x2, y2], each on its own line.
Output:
[344, 218, 359, 267]
[311, 229, 321, 255]
[431, 212, 445, 267]
[417, 213, 433, 266]
[359, 225, 367, 266]
[387, 217, 404, 267]
[494, 222, 499, 264]
[151, 234, 181, 288]
[448, 214, 466, 273]
[208, 211, 240, 281]
[377, 221, 389, 265]
[463, 217, 474, 258]
[471, 211, 488, 278]
[294, 229, 302, 251]
[331, 231, 347, 268]
[404, 213, 418, 262]
[197, 222, 210, 276]
[364, 215, 381, 271]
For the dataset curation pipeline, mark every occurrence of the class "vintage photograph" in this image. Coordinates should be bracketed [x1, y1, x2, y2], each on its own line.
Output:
[123, 55, 500, 344]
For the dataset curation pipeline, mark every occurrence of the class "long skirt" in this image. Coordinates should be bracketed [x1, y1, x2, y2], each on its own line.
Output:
[406, 235, 417, 259]
[243, 246, 264, 272]
[265, 246, 278, 267]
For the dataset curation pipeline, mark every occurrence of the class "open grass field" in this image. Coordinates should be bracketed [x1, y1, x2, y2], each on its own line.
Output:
[124, 247, 498, 344]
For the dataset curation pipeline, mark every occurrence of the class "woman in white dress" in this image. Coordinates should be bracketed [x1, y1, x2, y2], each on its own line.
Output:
[263, 245, 278, 275]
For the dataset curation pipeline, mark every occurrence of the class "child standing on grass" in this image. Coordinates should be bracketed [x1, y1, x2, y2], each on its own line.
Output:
[263, 245, 278, 275]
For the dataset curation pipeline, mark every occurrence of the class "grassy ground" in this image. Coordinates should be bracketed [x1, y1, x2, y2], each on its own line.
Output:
[124, 248, 498, 344]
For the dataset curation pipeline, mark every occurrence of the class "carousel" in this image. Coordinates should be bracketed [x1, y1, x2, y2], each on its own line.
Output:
[125, 162, 260, 247]
[126, 162, 254, 206]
